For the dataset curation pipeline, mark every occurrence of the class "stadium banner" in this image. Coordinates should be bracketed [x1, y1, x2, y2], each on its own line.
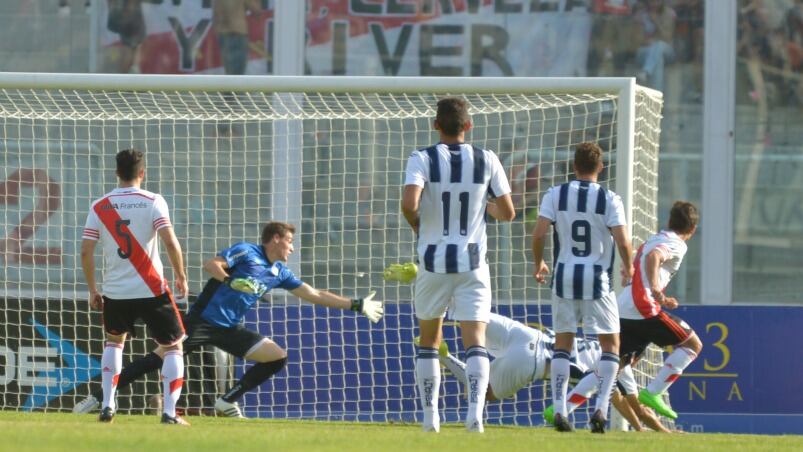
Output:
[666, 305, 803, 434]
[97, 0, 591, 76]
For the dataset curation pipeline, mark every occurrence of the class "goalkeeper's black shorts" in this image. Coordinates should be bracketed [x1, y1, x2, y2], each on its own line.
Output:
[183, 313, 264, 358]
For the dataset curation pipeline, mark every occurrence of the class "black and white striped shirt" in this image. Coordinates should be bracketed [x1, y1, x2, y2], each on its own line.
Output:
[539, 180, 626, 300]
[405, 143, 511, 274]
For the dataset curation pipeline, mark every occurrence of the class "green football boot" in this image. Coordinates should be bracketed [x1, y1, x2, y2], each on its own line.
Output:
[639, 388, 678, 419]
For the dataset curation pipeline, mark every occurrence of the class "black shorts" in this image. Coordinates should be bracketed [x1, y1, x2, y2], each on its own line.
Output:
[183, 313, 264, 358]
[620, 311, 695, 365]
[103, 292, 185, 346]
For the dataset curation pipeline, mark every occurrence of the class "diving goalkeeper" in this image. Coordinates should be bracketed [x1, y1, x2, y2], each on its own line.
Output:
[75, 221, 383, 418]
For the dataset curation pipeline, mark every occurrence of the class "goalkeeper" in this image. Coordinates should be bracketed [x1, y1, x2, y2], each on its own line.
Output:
[74, 221, 383, 418]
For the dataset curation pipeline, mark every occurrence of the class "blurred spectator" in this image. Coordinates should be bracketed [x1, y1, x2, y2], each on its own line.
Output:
[212, 0, 260, 136]
[213, 0, 260, 76]
[673, 0, 704, 102]
[588, 0, 637, 76]
[106, 0, 145, 73]
[634, 0, 676, 92]
[784, 0, 803, 103]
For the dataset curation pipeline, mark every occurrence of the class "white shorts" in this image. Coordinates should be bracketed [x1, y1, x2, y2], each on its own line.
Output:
[414, 266, 491, 322]
[489, 340, 548, 400]
[617, 365, 638, 396]
[551, 291, 619, 335]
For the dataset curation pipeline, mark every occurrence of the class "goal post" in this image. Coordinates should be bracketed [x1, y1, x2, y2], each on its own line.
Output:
[0, 73, 663, 425]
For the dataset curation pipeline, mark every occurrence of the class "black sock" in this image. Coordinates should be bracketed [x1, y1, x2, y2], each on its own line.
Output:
[222, 357, 287, 403]
[95, 351, 163, 399]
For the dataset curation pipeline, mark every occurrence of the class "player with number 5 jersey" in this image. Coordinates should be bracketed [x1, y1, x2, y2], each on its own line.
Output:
[402, 97, 515, 433]
[81, 149, 189, 425]
[532, 142, 634, 433]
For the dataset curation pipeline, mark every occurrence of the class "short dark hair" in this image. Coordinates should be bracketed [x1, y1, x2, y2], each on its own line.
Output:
[116, 149, 145, 182]
[261, 221, 296, 244]
[574, 142, 603, 175]
[435, 97, 470, 137]
[668, 201, 699, 234]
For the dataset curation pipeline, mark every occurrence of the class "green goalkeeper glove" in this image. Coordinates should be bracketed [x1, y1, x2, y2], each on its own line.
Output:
[223, 276, 262, 295]
[350, 291, 384, 323]
[383, 262, 418, 284]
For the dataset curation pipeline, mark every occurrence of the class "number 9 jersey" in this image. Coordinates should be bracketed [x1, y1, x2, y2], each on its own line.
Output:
[538, 180, 626, 300]
[83, 187, 172, 299]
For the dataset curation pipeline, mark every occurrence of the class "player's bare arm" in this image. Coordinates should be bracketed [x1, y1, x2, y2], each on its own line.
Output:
[644, 248, 678, 308]
[401, 184, 422, 233]
[531, 216, 552, 284]
[290, 283, 383, 323]
[486, 194, 516, 221]
[158, 226, 188, 298]
[611, 225, 634, 285]
[80, 239, 103, 311]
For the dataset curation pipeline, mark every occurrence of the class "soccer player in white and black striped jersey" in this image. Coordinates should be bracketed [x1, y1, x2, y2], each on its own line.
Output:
[531, 142, 634, 433]
[402, 97, 515, 432]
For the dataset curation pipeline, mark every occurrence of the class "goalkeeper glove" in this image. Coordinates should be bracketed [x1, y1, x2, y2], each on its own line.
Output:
[383, 262, 418, 284]
[350, 291, 384, 323]
[223, 276, 262, 295]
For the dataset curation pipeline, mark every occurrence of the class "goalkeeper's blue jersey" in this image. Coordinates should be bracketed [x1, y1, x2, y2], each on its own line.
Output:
[193, 242, 303, 328]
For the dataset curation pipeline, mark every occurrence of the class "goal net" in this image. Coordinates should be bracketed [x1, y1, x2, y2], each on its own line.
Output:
[0, 74, 663, 426]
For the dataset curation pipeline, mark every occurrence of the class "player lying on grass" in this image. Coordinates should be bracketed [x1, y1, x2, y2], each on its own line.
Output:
[412, 312, 669, 433]
[75, 221, 383, 418]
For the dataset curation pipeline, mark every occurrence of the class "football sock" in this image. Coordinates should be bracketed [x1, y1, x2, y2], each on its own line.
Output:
[222, 358, 287, 403]
[416, 347, 441, 431]
[566, 371, 599, 413]
[551, 350, 571, 417]
[594, 352, 620, 418]
[465, 346, 490, 428]
[439, 353, 467, 384]
[161, 350, 184, 418]
[648, 346, 697, 394]
[101, 342, 123, 411]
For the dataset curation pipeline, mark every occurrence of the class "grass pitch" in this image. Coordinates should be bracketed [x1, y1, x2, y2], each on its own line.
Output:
[1, 412, 801, 452]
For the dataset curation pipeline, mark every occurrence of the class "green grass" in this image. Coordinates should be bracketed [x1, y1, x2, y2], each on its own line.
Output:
[1, 412, 801, 452]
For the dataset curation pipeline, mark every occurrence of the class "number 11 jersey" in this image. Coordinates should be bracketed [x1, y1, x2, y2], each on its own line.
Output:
[83, 187, 172, 299]
[538, 180, 626, 300]
[405, 143, 511, 274]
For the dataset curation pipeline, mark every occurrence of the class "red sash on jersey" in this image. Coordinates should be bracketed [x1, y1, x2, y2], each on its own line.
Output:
[94, 197, 166, 297]
[631, 244, 660, 318]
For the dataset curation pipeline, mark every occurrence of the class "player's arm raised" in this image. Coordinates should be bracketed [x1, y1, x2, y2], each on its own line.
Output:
[531, 216, 552, 284]
[290, 283, 384, 323]
[158, 227, 188, 298]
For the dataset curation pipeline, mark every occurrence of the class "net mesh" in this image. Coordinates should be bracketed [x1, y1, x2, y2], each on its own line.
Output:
[0, 83, 662, 425]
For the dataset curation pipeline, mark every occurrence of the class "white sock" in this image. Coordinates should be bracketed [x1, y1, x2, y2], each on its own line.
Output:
[439, 353, 467, 384]
[566, 371, 599, 414]
[101, 342, 123, 411]
[593, 352, 619, 418]
[550, 350, 571, 417]
[465, 346, 489, 430]
[161, 350, 184, 418]
[416, 347, 441, 431]
[647, 347, 697, 394]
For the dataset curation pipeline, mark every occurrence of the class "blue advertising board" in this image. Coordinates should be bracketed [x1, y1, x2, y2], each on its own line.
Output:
[241, 302, 803, 434]
[668, 305, 803, 434]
